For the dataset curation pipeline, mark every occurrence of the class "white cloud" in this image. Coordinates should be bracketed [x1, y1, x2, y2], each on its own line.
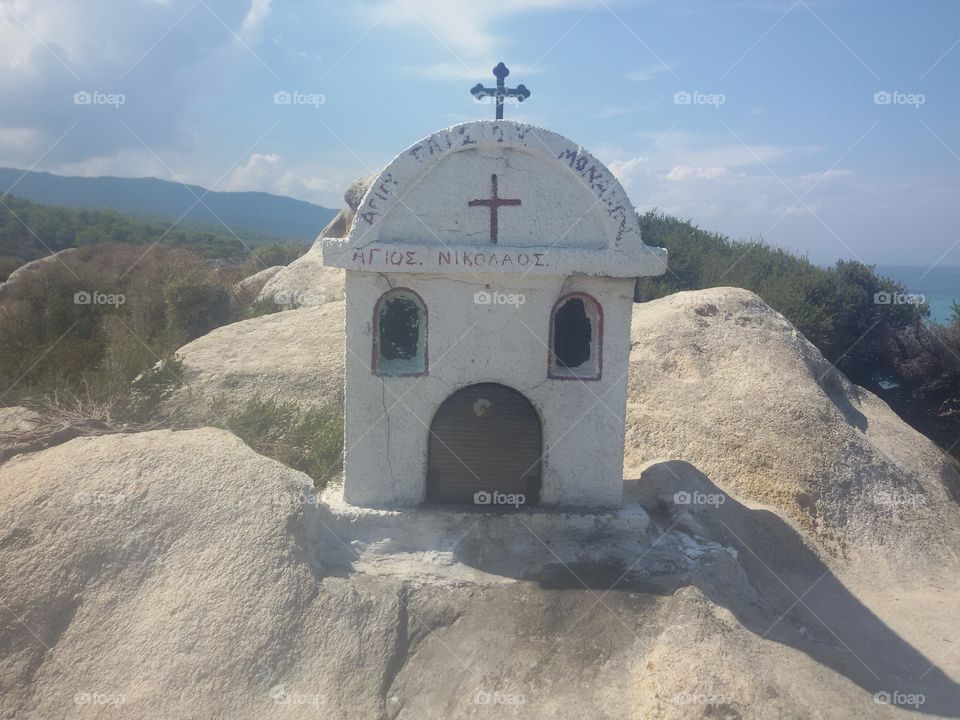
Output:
[225, 152, 344, 206]
[608, 156, 647, 180]
[410, 61, 543, 82]
[0, 127, 46, 159]
[665, 164, 730, 181]
[225, 152, 285, 190]
[606, 133, 805, 189]
[239, 0, 272, 41]
[673, 142, 804, 169]
[0, 0, 272, 68]
[597, 131, 890, 263]
[601, 131, 838, 229]
[0, 0, 275, 167]
[627, 61, 675, 82]
[797, 168, 853, 184]
[361, 0, 601, 62]
[52, 149, 187, 181]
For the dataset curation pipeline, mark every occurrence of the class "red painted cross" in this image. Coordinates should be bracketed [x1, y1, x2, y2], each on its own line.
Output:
[468, 174, 521, 245]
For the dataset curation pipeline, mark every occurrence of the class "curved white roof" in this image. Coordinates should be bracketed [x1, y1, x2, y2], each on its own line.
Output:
[323, 121, 667, 278]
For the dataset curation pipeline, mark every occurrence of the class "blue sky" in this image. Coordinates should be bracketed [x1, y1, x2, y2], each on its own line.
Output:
[1, 0, 958, 266]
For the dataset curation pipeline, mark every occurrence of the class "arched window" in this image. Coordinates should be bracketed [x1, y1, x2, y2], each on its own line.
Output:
[549, 292, 602, 380]
[373, 288, 427, 376]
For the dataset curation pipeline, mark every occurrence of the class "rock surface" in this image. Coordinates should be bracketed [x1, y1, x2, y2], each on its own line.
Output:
[256, 243, 345, 308]
[253, 179, 364, 310]
[0, 406, 42, 434]
[11, 286, 954, 717]
[164, 302, 344, 421]
[0, 429, 379, 719]
[345, 172, 377, 211]
[2, 429, 958, 719]
[624, 288, 960, 560]
[235, 264, 285, 295]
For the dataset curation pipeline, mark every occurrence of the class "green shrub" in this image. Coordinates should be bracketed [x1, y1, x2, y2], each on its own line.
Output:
[0, 244, 239, 418]
[217, 397, 344, 488]
[128, 355, 185, 419]
[245, 296, 285, 319]
[243, 242, 308, 274]
[0, 256, 19, 282]
[635, 211, 925, 386]
[163, 278, 232, 342]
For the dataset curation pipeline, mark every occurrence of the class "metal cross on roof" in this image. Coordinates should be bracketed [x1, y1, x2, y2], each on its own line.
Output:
[470, 62, 531, 120]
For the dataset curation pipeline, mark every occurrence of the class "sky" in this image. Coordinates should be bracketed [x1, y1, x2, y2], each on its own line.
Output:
[0, 0, 958, 267]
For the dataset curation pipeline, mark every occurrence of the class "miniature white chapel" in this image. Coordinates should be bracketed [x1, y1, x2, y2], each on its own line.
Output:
[323, 63, 667, 509]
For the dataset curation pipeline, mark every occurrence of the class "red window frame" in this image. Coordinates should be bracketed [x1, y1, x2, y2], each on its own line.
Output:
[372, 287, 428, 377]
[548, 291, 603, 381]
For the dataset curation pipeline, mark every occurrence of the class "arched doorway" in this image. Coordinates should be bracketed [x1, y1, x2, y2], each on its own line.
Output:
[426, 383, 541, 507]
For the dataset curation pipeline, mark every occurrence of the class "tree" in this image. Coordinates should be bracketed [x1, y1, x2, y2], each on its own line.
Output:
[164, 279, 232, 342]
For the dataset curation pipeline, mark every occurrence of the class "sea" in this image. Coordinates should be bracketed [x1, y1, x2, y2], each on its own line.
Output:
[874, 264, 959, 326]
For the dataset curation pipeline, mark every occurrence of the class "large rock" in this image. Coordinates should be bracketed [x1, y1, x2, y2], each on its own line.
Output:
[256, 243, 344, 309]
[0, 406, 45, 462]
[345, 172, 377, 212]
[251, 172, 376, 311]
[625, 288, 960, 559]
[0, 406, 42, 434]
[253, 178, 366, 310]
[2, 430, 959, 719]
[0, 428, 390, 719]
[164, 302, 344, 421]
[235, 264, 284, 295]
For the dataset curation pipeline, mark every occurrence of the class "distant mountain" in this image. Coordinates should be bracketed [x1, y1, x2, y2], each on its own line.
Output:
[0, 168, 338, 242]
[0, 195, 278, 282]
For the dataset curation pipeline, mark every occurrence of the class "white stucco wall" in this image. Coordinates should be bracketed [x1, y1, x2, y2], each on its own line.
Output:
[342, 271, 635, 508]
